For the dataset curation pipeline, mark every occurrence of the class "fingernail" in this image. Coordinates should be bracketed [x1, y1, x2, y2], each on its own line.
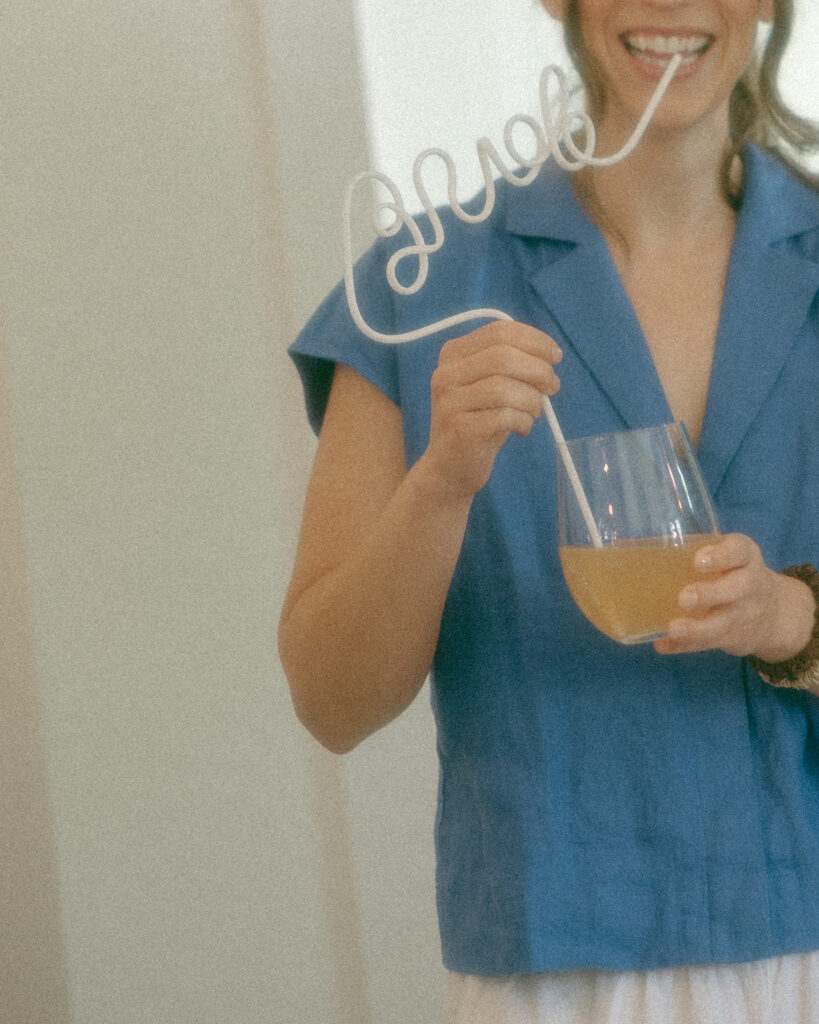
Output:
[696, 551, 712, 569]
[668, 621, 688, 640]
[679, 589, 698, 611]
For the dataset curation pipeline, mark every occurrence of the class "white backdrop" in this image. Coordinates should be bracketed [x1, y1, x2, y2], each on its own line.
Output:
[0, 2, 815, 1023]
[354, 0, 568, 210]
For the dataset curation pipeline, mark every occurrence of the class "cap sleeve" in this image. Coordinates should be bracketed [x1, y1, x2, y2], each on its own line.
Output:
[287, 241, 401, 434]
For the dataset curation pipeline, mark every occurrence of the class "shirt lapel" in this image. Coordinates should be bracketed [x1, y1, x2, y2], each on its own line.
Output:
[697, 146, 819, 495]
[529, 237, 673, 433]
[504, 163, 672, 435]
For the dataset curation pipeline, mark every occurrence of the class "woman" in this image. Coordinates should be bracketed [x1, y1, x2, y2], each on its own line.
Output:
[279, 0, 819, 1019]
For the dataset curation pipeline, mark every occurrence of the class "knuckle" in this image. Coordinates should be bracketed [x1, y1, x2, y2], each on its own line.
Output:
[430, 363, 453, 397]
[495, 320, 519, 344]
[505, 408, 532, 436]
[437, 337, 460, 362]
[484, 346, 514, 376]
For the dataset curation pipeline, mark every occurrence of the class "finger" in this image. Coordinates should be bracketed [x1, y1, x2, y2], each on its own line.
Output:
[492, 406, 540, 439]
[440, 321, 563, 366]
[447, 406, 539, 446]
[453, 349, 561, 396]
[460, 375, 551, 421]
[693, 533, 757, 575]
[677, 566, 754, 614]
[431, 349, 559, 405]
[655, 606, 740, 655]
[435, 365, 552, 415]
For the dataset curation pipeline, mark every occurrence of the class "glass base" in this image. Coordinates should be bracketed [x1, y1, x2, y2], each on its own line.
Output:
[619, 629, 667, 646]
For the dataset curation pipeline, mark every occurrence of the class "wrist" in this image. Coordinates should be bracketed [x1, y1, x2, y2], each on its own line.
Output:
[410, 451, 480, 511]
[754, 574, 815, 664]
[748, 565, 819, 691]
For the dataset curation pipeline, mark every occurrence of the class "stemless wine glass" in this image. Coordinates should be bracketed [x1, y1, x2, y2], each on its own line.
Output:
[557, 422, 721, 645]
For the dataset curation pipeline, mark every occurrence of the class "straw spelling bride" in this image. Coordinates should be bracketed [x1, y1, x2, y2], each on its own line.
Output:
[342, 55, 683, 547]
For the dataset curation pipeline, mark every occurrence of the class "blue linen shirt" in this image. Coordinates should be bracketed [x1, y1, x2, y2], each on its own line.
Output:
[289, 144, 819, 975]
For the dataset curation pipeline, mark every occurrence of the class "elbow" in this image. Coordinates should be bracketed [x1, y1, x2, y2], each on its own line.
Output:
[277, 618, 366, 755]
[297, 706, 362, 755]
[289, 684, 363, 755]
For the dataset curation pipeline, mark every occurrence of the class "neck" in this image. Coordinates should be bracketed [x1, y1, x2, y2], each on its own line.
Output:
[574, 115, 739, 259]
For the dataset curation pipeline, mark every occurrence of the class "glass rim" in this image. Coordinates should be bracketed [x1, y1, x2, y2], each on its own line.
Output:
[563, 420, 690, 448]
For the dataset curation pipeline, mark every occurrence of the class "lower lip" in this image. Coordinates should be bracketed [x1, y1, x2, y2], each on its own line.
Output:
[624, 44, 710, 82]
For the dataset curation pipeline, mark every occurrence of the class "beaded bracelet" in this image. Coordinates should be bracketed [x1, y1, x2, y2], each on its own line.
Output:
[747, 564, 819, 692]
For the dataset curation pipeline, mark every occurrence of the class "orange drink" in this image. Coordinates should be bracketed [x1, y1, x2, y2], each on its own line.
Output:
[559, 533, 719, 644]
[557, 423, 720, 644]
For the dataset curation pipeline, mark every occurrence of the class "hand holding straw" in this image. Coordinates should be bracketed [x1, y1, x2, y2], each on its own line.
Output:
[342, 55, 683, 548]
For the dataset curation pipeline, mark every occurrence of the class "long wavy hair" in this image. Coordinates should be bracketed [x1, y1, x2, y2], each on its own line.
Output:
[560, 0, 819, 204]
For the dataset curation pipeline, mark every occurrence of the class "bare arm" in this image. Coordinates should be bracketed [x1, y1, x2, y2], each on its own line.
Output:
[278, 323, 562, 752]
[278, 364, 473, 752]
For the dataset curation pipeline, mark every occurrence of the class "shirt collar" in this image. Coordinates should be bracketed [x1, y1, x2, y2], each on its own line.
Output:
[500, 142, 819, 248]
[736, 142, 819, 247]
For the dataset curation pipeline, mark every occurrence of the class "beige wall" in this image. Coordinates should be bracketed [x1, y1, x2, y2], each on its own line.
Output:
[0, 316, 70, 1021]
[0, 0, 435, 1021]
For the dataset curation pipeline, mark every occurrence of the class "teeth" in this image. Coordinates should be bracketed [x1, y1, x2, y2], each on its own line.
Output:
[636, 51, 699, 68]
[625, 33, 710, 55]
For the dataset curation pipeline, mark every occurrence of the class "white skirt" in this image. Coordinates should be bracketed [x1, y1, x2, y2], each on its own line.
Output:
[444, 951, 819, 1024]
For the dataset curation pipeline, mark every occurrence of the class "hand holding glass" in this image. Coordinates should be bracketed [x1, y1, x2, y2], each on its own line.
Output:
[557, 423, 720, 645]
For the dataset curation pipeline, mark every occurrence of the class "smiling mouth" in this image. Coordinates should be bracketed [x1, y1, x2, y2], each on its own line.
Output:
[622, 33, 713, 69]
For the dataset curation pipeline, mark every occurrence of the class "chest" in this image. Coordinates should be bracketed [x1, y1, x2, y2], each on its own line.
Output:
[614, 246, 731, 447]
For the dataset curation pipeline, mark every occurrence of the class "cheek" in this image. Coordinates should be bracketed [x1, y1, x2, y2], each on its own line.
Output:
[728, 22, 762, 71]
[725, 0, 771, 36]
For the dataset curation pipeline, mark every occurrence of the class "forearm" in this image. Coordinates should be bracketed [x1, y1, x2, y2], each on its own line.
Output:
[278, 456, 472, 753]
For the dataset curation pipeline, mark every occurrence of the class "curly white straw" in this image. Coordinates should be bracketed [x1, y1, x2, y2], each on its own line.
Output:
[343, 55, 682, 547]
